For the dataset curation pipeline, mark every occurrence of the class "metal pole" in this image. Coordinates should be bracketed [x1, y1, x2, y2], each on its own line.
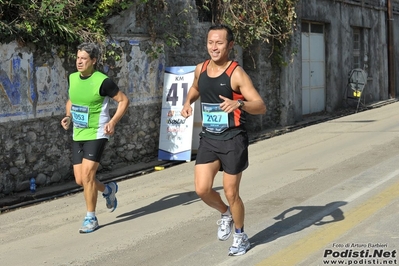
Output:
[387, 0, 395, 98]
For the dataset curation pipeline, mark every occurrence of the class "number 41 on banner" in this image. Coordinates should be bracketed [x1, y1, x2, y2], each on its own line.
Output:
[158, 66, 196, 162]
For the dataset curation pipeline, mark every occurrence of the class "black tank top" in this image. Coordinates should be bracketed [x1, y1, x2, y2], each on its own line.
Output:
[198, 60, 246, 140]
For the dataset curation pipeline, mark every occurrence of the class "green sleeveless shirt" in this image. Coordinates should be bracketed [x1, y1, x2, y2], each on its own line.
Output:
[69, 71, 110, 141]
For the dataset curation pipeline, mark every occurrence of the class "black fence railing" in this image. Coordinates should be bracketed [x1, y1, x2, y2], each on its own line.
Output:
[332, 0, 399, 13]
[348, 0, 382, 6]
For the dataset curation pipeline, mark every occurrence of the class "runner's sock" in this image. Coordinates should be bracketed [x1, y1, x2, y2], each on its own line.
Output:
[235, 226, 244, 233]
[86, 211, 96, 218]
[222, 206, 231, 216]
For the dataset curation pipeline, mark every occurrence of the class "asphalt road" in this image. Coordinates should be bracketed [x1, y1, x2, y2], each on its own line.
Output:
[1, 102, 399, 266]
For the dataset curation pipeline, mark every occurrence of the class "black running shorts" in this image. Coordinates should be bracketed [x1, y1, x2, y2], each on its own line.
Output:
[195, 132, 249, 175]
[72, 138, 108, 164]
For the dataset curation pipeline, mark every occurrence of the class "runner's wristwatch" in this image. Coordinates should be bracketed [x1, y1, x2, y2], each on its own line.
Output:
[237, 99, 244, 109]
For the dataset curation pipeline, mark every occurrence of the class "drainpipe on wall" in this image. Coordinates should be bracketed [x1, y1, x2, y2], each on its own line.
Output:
[387, 0, 395, 98]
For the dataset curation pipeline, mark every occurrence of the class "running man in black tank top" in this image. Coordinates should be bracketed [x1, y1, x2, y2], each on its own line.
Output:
[181, 25, 266, 256]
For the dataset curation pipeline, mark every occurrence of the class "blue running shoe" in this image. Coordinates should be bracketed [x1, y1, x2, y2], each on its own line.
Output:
[228, 233, 251, 256]
[103, 182, 118, 212]
[79, 216, 99, 233]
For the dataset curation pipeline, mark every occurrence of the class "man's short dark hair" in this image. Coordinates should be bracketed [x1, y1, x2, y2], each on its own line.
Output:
[77, 42, 100, 60]
[208, 24, 234, 43]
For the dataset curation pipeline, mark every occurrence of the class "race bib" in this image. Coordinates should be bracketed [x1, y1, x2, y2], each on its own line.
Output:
[201, 103, 229, 133]
[71, 104, 89, 128]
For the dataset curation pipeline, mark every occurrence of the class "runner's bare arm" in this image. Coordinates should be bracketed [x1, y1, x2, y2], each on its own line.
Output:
[181, 63, 202, 118]
[105, 91, 130, 135]
[231, 66, 266, 115]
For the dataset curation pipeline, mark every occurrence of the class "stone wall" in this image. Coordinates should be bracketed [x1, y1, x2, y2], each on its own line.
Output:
[0, 37, 165, 197]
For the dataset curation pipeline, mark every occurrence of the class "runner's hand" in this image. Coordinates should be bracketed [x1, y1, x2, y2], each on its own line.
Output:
[181, 105, 193, 118]
[61, 116, 71, 130]
[104, 121, 116, 135]
[219, 95, 239, 113]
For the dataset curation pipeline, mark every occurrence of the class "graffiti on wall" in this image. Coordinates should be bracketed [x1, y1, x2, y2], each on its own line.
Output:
[0, 39, 166, 123]
[0, 42, 68, 123]
[109, 38, 165, 105]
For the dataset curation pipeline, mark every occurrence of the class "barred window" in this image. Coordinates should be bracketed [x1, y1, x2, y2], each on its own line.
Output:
[353, 28, 361, 69]
[352, 27, 370, 73]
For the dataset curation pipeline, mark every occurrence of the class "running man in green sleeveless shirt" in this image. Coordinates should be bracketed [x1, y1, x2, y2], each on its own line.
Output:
[61, 43, 129, 233]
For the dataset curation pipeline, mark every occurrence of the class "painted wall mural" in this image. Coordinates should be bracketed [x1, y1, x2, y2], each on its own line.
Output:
[0, 42, 68, 122]
[0, 39, 165, 123]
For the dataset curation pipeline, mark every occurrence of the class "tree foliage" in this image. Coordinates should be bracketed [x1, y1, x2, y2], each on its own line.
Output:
[0, 0, 298, 62]
[0, 0, 133, 59]
[141, 0, 298, 55]
[199, 0, 298, 49]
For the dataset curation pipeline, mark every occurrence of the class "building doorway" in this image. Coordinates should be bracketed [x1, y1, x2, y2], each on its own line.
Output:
[301, 22, 326, 115]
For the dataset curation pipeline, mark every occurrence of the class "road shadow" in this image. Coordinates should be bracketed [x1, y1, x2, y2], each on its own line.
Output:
[249, 201, 347, 248]
[101, 186, 224, 228]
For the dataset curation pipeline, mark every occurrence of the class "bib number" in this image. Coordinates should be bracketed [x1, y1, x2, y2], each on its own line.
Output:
[71, 104, 89, 128]
[201, 103, 228, 133]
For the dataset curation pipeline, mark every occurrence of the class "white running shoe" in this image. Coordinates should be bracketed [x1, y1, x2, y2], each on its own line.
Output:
[103, 182, 118, 212]
[217, 214, 233, 241]
[228, 232, 251, 256]
[79, 216, 99, 233]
